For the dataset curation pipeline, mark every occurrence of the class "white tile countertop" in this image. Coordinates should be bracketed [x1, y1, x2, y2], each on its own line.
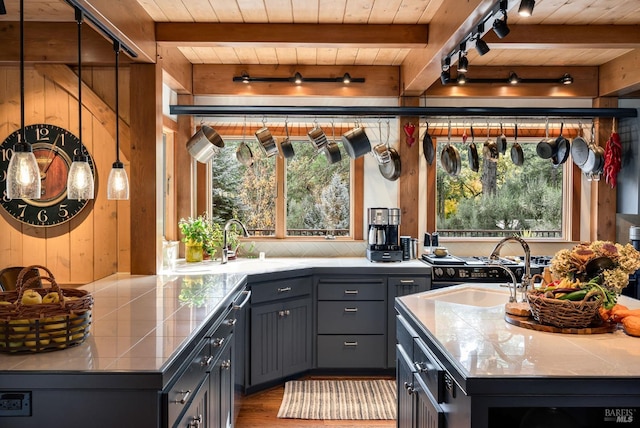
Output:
[0, 257, 429, 373]
[397, 284, 640, 379]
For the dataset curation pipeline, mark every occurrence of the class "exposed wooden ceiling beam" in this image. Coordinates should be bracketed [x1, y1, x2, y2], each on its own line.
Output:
[156, 23, 429, 49]
[0, 22, 124, 65]
[599, 49, 640, 96]
[401, 0, 498, 96]
[483, 25, 640, 49]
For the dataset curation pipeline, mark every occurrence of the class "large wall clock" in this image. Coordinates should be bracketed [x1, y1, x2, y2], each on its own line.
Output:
[0, 124, 95, 227]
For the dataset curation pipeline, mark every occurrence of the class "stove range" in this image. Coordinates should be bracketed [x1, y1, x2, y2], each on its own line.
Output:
[421, 254, 545, 285]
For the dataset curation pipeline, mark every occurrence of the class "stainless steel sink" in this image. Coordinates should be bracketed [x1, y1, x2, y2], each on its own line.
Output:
[419, 286, 509, 307]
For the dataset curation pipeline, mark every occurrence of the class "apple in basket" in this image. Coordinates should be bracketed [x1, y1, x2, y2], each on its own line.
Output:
[42, 292, 61, 304]
[21, 290, 43, 305]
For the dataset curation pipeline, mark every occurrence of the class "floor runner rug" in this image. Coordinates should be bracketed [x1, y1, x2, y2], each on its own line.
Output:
[277, 379, 396, 420]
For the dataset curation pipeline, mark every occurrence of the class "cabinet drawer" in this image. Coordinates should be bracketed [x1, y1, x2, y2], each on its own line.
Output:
[165, 339, 210, 426]
[317, 279, 386, 301]
[413, 338, 445, 403]
[317, 301, 386, 334]
[251, 277, 311, 304]
[396, 314, 418, 356]
[317, 335, 386, 368]
[388, 276, 429, 290]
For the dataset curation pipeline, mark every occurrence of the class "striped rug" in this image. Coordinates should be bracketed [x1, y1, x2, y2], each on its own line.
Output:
[277, 379, 397, 420]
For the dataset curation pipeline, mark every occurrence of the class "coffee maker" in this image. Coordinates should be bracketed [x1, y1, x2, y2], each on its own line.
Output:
[366, 207, 403, 262]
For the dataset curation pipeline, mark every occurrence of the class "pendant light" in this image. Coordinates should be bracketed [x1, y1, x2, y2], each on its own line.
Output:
[107, 40, 129, 200]
[6, 0, 41, 200]
[67, 7, 94, 200]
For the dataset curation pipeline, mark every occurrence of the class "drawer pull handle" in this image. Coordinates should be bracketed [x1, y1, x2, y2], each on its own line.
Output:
[201, 355, 213, 367]
[226, 318, 237, 326]
[173, 389, 191, 404]
[414, 361, 432, 373]
[344, 341, 358, 347]
[344, 307, 358, 313]
[278, 310, 291, 317]
[400, 280, 415, 284]
[213, 337, 225, 347]
[344, 290, 359, 295]
[221, 360, 231, 370]
[278, 287, 292, 293]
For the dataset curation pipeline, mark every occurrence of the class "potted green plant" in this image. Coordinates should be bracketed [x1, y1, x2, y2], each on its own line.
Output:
[178, 214, 213, 262]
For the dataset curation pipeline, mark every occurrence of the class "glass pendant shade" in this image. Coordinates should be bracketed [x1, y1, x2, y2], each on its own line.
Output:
[6, 142, 41, 200]
[107, 161, 129, 200]
[67, 153, 94, 200]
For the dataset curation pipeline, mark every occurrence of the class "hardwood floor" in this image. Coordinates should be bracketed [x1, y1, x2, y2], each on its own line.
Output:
[235, 375, 397, 428]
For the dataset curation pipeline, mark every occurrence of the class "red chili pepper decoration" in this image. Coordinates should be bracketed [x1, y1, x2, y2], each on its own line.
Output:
[603, 129, 622, 188]
[403, 122, 416, 147]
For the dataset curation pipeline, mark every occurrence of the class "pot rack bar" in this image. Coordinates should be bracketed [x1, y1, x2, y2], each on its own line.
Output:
[170, 105, 637, 119]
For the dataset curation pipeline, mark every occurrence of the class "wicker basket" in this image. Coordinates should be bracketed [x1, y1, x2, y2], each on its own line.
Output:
[0, 265, 93, 353]
[526, 290, 603, 329]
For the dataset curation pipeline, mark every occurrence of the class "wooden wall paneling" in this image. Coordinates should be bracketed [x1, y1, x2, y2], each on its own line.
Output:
[398, 97, 420, 239]
[591, 97, 617, 242]
[570, 163, 582, 241]
[426, 139, 437, 235]
[353, 157, 364, 241]
[130, 63, 163, 275]
[42, 77, 73, 283]
[599, 49, 640, 97]
[176, 94, 194, 257]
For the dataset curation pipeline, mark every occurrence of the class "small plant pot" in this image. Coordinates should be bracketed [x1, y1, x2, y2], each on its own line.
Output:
[185, 241, 204, 263]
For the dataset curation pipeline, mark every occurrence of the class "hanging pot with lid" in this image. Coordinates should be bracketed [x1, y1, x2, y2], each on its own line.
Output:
[341, 124, 372, 159]
[378, 121, 401, 181]
[441, 121, 461, 177]
[571, 123, 590, 167]
[187, 125, 225, 163]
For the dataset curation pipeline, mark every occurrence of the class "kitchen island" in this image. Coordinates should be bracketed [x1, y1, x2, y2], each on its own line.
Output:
[395, 284, 640, 428]
[0, 257, 430, 427]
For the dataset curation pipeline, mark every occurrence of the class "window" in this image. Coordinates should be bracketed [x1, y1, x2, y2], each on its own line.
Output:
[209, 137, 352, 238]
[436, 132, 566, 239]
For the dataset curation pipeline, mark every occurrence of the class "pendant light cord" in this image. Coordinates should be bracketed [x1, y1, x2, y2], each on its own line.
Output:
[19, 0, 24, 142]
[114, 40, 120, 164]
[76, 7, 83, 144]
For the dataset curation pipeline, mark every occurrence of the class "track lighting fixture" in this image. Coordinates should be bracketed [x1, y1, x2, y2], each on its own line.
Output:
[518, 0, 535, 17]
[457, 43, 468, 73]
[509, 72, 521, 85]
[233, 72, 364, 84]
[561, 73, 574, 85]
[492, 2, 510, 39]
[457, 74, 467, 85]
[440, 57, 451, 85]
[475, 38, 491, 56]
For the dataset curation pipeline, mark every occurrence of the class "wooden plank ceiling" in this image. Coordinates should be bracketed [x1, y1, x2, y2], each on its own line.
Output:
[1, 0, 639, 95]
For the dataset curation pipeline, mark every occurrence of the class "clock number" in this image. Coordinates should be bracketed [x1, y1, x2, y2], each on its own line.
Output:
[36, 126, 50, 141]
[17, 204, 27, 219]
[0, 170, 6, 183]
[2, 190, 8, 202]
[58, 204, 69, 219]
[1, 147, 13, 162]
[37, 209, 49, 224]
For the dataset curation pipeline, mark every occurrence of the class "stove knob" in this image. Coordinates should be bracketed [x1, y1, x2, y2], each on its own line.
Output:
[434, 267, 444, 277]
[514, 268, 523, 278]
[446, 267, 456, 277]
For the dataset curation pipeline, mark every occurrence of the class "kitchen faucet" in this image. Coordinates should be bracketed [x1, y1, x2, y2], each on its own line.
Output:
[489, 235, 532, 299]
[222, 219, 250, 264]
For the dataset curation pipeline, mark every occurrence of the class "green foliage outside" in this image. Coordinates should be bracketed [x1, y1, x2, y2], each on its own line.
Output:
[437, 140, 563, 236]
[209, 139, 350, 237]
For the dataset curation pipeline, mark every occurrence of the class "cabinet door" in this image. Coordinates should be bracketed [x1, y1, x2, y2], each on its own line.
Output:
[249, 297, 312, 386]
[397, 344, 416, 428]
[388, 276, 430, 368]
[215, 339, 233, 428]
[414, 372, 445, 428]
[174, 375, 209, 428]
[281, 297, 312, 378]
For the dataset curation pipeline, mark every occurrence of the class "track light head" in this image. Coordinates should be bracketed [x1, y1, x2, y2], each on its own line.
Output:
[457, 73, 467, 85]
[492, 15, 510, 39]
[293, 72, 303, 84]
[457, 54, 468, 74]
[342, 73, 352, 84]
[508, 72, 520, 85]
[241, 72, 250, 83]
[560, 73, 574, 85]
[518, 0, 535, 17]
[440, 70, 451, 85]
[475, 38, 490, 56]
